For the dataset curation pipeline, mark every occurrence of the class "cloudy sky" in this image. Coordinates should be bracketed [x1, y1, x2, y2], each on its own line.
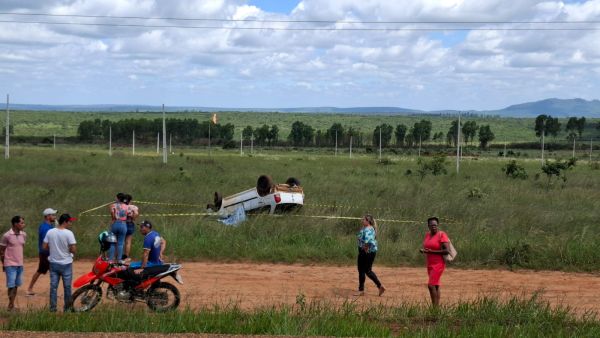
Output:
[1, 0, 599, 110]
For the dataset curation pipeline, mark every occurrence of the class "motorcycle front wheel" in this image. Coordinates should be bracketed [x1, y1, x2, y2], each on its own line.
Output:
[145, 282, 180, 312]
[71, 284, 103, 312]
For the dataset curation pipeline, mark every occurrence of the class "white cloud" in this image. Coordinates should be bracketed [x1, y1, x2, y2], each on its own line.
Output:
[0, 0, 600, 110]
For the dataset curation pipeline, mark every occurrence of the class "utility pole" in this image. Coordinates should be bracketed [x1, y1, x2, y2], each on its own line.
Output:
[169, 133, 172, 154]
[503, 139, 507, 158]
[132, 130, 135, 156]
[349, 135, 353, 158]
[240, 130, 243, 156]
[541, 132, 545, 165]
[590, 138, 594, 163]
[335, 130, 338, 156]
[418, 134, 422, 158]
[251, 134, 254, 154]
[378, 127, 382, 160]
[456, 112, 460, 174]
[162, 104, 167, 164]
[109, 126, 112, 157]
[156, 132, 159, 154]
[53, 134, 56, 150]
[4, 94, 9, 160]
[208, 120, 211, 157]
[572, 137, 576, 159]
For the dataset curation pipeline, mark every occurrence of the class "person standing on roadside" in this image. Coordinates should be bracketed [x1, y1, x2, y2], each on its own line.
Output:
[355, 214, 385, 296]
[109, 192, 128, 261]
[420, 217, 449, 307]
[26, 208, 57, 296]
[123, 194, 139, 259]
[43, 214, 77, 312]
[0, 216, 27, 311]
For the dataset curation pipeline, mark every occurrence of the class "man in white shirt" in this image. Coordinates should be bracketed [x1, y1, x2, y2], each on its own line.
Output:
[43, 213, 77, 312]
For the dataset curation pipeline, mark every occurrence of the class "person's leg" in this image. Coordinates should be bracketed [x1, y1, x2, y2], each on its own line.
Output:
[124, 221, 135, 258]
[434, 286, 441, 306]
[427, 285, 437, 306]
[357, 250, 367, 293]
[62, 264, 73, 312]
[27, 272, 42, 294]
[8, 287, 17, 309]
[49, 263, 59, 312]
[364, 252, 383, 290]
[115, 222, 127, 261]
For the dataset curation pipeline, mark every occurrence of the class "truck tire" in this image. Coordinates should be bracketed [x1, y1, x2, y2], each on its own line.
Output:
[256, 175, 274, 197]
[285, 177, 301, 187]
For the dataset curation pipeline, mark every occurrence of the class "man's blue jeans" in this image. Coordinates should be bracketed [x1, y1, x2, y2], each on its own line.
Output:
[49, 262, 72, 312]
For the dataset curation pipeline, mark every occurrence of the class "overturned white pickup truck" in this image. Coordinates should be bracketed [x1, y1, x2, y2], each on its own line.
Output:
[210, 175, 304, 215]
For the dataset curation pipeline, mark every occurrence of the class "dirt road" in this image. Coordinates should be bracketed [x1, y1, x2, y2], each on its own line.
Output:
[2, 260, 599, 313]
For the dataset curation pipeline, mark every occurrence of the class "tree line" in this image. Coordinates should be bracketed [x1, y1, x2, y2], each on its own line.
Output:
[76, 116, 600, 148]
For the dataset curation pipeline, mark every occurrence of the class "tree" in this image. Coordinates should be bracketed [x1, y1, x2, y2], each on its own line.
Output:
[478, 125, 495, 148]
[535, 114, 561, 138]
[566, 117, 579, 141]
[255, 124, 270, 146]
[446, 120, 461, 147]
[462, 121, 478, 145]
[432, 132, 444, 143]
[219, 123, 235, 142]
[372, 123, 393, 147]
[269, 125, 279, 145]
[326, 123, 345, 147]
[411, 120, 432, 146]
[288, 121, 314, 146]
[395, 124, 407, 146]
[242, 126, 253, 142]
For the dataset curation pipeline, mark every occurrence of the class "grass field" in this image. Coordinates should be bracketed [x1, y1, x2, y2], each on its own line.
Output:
[2, 296, 599, 336]
[1, 144, 599, 271]
[3, 110, 600, 143]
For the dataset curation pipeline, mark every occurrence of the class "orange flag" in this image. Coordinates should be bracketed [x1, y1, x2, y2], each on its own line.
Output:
[211, 113, 218, 124]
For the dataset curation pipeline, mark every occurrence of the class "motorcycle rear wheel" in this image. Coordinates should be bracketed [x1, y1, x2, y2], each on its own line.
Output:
[146, 282, 180, 312]
[71, 284, 103, 312]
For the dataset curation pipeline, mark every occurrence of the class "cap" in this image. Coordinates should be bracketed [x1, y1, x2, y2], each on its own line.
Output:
[58, 213, 78, 224]
[43, 208, 58, 216]
[139, 220, 152, 228]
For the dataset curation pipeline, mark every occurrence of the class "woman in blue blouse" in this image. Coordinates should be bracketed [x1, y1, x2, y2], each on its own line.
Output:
[355, 214, 385, 296]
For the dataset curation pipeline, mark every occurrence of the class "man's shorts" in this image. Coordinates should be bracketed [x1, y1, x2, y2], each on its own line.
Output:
[37, 253, 50, 274]
[126, 221, 135, 236]
[5, 266, 24, 288]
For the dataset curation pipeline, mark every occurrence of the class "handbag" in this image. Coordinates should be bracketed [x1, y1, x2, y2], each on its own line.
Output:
[440, 232, 457, 262]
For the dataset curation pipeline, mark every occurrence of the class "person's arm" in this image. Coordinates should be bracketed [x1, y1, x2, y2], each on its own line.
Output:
[421, 242, 449, 255]
[159, 238, 167, 261]
[140, 249, 150, 269]
[69, 244, 77, 254]
[0, 245, 6, 266]
[42, 242, 49, 251]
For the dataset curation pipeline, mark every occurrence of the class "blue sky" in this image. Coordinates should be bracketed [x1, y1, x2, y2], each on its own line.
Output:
[1, 0, 600, 110]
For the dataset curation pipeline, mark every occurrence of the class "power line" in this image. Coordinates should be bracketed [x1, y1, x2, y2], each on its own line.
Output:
[1, 20, 600, 31]
[1, 12, 600, 25]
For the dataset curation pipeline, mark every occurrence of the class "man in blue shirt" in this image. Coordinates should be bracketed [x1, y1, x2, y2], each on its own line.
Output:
[26, 208, 56, 296]
[135, 220, 166, 271]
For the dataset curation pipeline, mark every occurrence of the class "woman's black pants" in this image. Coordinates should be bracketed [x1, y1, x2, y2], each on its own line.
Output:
[357, 250, 382, 291]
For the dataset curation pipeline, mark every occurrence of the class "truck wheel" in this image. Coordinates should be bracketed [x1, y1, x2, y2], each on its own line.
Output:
[285, 177, 301, 187]
[256, 175, 274, 197]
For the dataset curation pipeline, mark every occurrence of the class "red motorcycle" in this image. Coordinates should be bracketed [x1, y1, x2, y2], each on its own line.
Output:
[71, 256, 184, 312]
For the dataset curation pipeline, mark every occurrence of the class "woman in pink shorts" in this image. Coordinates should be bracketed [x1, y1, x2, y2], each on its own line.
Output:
[419, 216, 449, 307]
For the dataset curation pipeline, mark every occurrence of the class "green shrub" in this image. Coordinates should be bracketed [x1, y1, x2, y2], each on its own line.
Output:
[502, 160, 528, 179]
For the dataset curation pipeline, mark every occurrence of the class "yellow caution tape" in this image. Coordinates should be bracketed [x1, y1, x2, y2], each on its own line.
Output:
[78, 201, 113, 216]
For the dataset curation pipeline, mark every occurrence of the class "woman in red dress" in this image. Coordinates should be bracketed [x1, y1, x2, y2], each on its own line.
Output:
[419, 217, 449, 307]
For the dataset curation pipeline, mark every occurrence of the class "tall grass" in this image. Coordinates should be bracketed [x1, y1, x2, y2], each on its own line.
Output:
[0, 145, 599, 271]
[2, 296, 599, 336]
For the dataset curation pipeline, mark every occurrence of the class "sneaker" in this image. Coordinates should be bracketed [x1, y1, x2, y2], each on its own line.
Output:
[378, 285, 386, 296]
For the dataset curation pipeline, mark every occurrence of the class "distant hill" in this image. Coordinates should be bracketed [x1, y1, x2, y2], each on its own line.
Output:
[491, 98, 600, 117]
[7, 98, 600, 117]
